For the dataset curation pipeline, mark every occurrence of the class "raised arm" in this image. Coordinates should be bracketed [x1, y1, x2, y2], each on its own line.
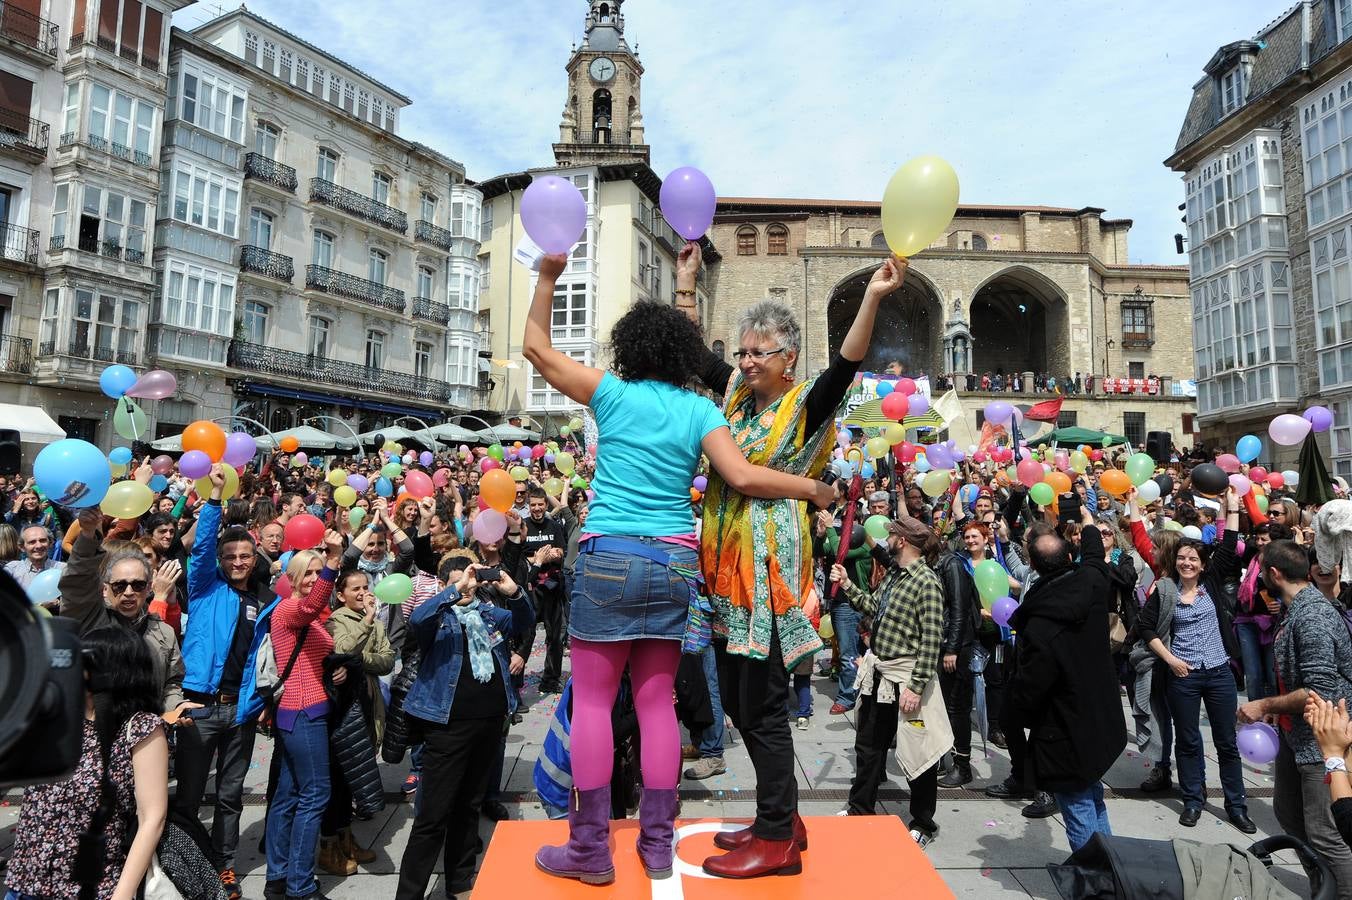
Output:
[702, 426, 835, 506]
[522, 254, 605, 405]
[675, 242, 735, 394]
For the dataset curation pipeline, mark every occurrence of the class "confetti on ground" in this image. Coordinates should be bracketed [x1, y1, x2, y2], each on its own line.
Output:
[985, 820, 997, 827]
[981, 868, 993, 877]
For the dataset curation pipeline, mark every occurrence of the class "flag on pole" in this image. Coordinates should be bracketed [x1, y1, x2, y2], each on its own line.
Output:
[1024, 396, 1065, 423]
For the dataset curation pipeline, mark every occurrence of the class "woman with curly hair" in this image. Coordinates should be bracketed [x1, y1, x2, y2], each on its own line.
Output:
[676, 241, 905, 877]
[524, 253, 834, 886]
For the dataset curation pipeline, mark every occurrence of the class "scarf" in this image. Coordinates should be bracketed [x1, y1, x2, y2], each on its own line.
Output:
[450, 599, 494, 683]
[357, 556, 390, 580]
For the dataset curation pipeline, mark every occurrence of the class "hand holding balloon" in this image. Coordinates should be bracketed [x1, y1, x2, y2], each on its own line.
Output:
[865, 256, 909, 300]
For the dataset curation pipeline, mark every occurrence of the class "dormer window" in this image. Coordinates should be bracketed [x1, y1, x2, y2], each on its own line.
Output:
[1340, 0, 1352, 43]
[1221, 66, 1247, 115]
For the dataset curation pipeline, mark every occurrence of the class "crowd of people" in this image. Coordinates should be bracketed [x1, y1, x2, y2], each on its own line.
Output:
[6, 240, 1352, 899]
[928, 370, 1150, 395]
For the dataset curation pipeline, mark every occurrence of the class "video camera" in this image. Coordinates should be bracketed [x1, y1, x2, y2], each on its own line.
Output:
[0, 569, 85, 790]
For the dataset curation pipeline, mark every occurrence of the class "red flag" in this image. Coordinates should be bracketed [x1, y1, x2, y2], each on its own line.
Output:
[1024, 396, 1065, 423]
[977, 421, 1006, 453]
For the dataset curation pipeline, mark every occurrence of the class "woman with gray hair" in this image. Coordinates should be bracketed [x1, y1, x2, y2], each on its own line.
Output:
[677, 240, 908, 878]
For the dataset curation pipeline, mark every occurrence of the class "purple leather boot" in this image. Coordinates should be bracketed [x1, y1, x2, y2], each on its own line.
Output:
[535, 786, 615, 885]
[636, 787, 680, 879]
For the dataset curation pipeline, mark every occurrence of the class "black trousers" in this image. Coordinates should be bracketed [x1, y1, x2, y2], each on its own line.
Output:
[938, 643, 974, 758]
[996, 641, 1036, 791]
[534, 580, 567, 689]
[847, 673, 939, 835]
[395, 716, 503, 899]
[984, 638, 1015, 731]
[716, 621, 796, 841]
[319, 756, 352, 836]
[171, 701, 256, 870]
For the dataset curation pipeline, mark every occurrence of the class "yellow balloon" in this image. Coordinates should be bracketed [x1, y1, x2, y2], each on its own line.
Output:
[109, 461, 127, 478]
[327, 468, 347, 487]
[543, 477, 564, 497]
[880, 156, 960, 257]
[100, 480, 154, 519]
[555, 452, 576, 475]
[333, 485, 357, 508]
[510, 466, 530, 482]
[194, 465, 239, 501]
[921, 470, 952, 498]
[865, 437, 890, 460]
[883, 422, 907, 445]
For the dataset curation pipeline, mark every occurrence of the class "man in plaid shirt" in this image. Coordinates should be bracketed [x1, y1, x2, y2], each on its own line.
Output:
[833, 517, 947, 847]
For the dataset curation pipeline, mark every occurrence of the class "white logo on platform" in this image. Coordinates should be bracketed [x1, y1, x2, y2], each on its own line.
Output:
[650, 822, 746, 900]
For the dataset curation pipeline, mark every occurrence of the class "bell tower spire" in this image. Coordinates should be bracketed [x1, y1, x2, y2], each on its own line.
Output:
[555, 0, 649, 166]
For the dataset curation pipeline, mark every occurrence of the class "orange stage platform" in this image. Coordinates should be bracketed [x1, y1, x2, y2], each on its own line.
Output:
[473, 816, 955, 899]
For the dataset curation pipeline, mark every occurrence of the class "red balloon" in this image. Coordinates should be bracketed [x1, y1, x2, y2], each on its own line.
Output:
[972, 451, 987, 464]
[1090, 449, 1104, 461]
[532, 444, 548, 459]
[480, 457, 501, 473]
[880, 392, 910, 420]
[896, 377, 917, 397]
[1216, 453, 1241, 474]
[284, 513, 324, 551]
[1017, 457, 1044, 488]
[404, 470, 434, 499]
[477, 495, 489, 511]
[1267, 472, 1285, 490]
[1248, 466, 1268, 484]
[897, 441, 918, 463]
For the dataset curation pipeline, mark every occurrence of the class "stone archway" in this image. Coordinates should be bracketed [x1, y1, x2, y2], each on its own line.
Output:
[828, 266, 943, 376]
[969, 266, 1069, 378]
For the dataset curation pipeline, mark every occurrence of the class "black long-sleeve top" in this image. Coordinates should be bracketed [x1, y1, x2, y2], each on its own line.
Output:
[695, 345, 861, 438]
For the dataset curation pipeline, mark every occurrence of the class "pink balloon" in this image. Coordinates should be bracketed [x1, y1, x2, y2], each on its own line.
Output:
[151, 454, 175, 476]
[1228, 473, 1252, 496]
[404, 470, 433, 499]
[1216, 454, 1241, 474]
[473, 509, 508, 544]
[659, 166, 717, 240]
[480, 457, 500, 473]
[1268, 413, 1311, 447]
[1248, 466, 1269, 484]
[896, 377, 917, 396]
[222, 431, 257, 467]
[432, 468, 451, 488]
[520, 175, 587, 254]
[1016, 457, 1043, 488]
[125, 368, 178, 400]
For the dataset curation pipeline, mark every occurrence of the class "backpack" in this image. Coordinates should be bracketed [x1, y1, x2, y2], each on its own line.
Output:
[253, 626, 306, 733]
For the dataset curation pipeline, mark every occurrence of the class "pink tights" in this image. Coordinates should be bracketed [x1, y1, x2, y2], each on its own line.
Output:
[569, 638, 681, 791]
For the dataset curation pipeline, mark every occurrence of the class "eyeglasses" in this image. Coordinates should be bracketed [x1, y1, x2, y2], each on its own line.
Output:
[732, 348, 787, 362]
[221, 552, 255, 562]
[107, 579, 148, 594]
[1270, 508, 1286, 515]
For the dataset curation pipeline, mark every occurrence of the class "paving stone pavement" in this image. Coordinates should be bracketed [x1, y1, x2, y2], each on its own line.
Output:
[0, 629, 1317, 898]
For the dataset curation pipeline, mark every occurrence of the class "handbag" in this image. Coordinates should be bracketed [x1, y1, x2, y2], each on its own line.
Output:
[143, 851, 186, 900]
[1107, 612, 1128, 654]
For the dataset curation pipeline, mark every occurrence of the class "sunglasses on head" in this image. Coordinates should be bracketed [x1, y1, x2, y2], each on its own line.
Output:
[107, 579, 148, 594]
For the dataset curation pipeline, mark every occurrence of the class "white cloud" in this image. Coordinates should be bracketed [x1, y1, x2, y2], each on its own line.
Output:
[199, 0, 1283, 263]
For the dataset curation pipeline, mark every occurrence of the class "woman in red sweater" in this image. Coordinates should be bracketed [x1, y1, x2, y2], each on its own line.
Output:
[265, 529, 345, 900]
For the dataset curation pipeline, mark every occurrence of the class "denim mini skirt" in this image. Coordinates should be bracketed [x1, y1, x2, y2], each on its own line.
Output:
[567, 535, 697, 642]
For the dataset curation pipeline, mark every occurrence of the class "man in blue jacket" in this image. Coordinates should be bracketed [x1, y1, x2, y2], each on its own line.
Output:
[172, 468, 268, 900]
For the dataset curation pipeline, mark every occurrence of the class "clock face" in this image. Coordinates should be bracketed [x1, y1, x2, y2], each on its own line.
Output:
[589, 56, 616, 83]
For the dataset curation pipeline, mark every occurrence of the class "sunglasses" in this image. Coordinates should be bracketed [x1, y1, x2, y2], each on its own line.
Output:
[107, 579, 148, 594]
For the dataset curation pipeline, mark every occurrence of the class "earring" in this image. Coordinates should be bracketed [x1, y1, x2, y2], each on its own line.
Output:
[783, 370, 796, 383]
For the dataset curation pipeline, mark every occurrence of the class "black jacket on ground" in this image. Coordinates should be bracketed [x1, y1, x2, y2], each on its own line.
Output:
[934, 551, 977, 655]
[1007, 526, 1127, 793]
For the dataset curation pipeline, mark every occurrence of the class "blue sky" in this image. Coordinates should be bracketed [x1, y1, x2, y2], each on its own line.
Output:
[185, 0, 1286, 264]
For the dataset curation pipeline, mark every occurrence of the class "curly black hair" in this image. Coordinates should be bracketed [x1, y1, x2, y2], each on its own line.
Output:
[609, 301, 705, 388]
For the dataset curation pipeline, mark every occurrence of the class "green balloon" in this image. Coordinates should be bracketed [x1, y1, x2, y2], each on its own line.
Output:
[373, 572, 414, 605]
[381, 461, 402, 479]
[973, 559, 1007, 603]
[113, 397, 147, 441]
[864, 515, 890, 542]
[348, 508, 366, 530]
[1125, 452, 1155, 486]
[487, 444, 505, 461]
[1029, 482, 1054, 507]
[571, 476, 589, 490]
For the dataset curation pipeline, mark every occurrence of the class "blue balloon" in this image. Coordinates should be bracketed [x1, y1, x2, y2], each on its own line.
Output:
[148, 474, 168, 492]
[834, 459, 855, 479]
[375, 476, 394, 497]
[1236, 434, 1262, 464]
[98, 364, 137, 399]
[26, 566, 62, 604]
[961, 483, 979, 504]
[33, 439, 110, 508]
[914, 455, 931, 473]
[109, 446, 133, 465]
[861, 464, 875, 479]
[876, 381, 893, 398]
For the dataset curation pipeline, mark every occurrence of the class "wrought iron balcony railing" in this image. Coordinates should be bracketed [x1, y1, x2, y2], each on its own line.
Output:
[414, 219, 454, 251]
[61, 132, 152, 167]
[0, 224, 40, 264]
[310, 178, 407, 233]
[305, 264, 405, 313]
[412, 297, 451, 323]
[0, 3, 58, 56]
[0, 334, 32, 374]
[240, 245, 294, 282]
[229, 338, 455, 404]
[0, 108, 47, 157]
[243, 152, 297, 192]
[48, 234, 63, 251]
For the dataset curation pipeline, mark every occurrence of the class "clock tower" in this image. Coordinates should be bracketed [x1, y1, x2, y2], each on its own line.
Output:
[555, 0, 650, 166]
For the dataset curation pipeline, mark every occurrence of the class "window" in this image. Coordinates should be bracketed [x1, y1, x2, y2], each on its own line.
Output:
[308, 316, 330, 357]
[175, 63, 246, 142]
[447, 335, 477, 387]
[162, 260, 236, 335]
[317, 147, 338, 181]
[365, 329, 384, 369]
[1341, 0, 1352, 43]
[415, 340, 432, 378]
[1123, 411, 1146, 449]
[479, 253, 491, 290]
[248, 208, 273, 248]
[1122, 302, 1153, 342]
[343, 81, 355, 113]
[1128, 361, 1145, 380]
[971, 234, 988, 251]
[1055, 410, 1079, 429]
[77, 186, 147, 257]
[92, 291, 139, 362]
[1221, 66, 1246, 115]
[169, 163, 241, 236]
[328, 74, 341, 105]
[481, 201, 493, 242]
[278, 48, 292, 83]
[244, 32, 258, 64]
[39, 288, 58, 350]
[51, 184, 68, 246]
[448, 259, 479, 310]
[311, 65, 324, 96]
[243, 299, 268, 343]
[528, 346, 593, 411]
[417, 266, 434, 299]
[357, 89, 369, 121]
[312, 230, 334, 268]
[372, 171, 391, 204]
[261, 40, 275, 74]
[736, 226, 757, 255]
[254, 122, 278, 158]
[451, 200, 464, 235]
[871, 232, 889, 250]
[637, 241, 648, 291]
[420, 192, 436, 223]
[766, 224, 788, 256]
[551, 280, 592, 341]
[62, 82, 79, 140]
[368, 249, 387, 284]
[296, 57, 308, 88]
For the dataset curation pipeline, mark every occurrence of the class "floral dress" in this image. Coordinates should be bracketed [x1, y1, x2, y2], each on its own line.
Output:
[6, 712, 164, 900]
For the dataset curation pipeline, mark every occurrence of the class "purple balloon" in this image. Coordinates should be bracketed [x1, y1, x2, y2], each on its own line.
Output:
[126, 368, 178, 400]
[1237, 722, 1280, 765]
[991, 596, 1018, 627]
[518, 447, 534, 462]
[520, 175, 587, 254]
[222, 431, 257, 467]
[545, 453, 556, 465]
[926, 444, 954, 471]
[693, 475, 708, 493]
[984, 401, 1013, 425]
[179, 449, 211, 479]
[347, 474, 369, 493]
[659, 167, 717, 240]
[909, 394, 930, 416]
[419, 450, 434, 467]
[1304, 405, 1334, 433]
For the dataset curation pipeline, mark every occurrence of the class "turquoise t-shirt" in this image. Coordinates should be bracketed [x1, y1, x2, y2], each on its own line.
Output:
[585, 372, 728, 537]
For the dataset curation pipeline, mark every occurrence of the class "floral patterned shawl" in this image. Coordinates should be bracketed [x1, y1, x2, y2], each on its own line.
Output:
[700, 369, 837, 668]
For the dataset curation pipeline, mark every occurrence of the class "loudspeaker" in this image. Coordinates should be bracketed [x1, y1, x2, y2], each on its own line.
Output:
[1146, 431, 1172, 465]
[0, 429, 19, 475]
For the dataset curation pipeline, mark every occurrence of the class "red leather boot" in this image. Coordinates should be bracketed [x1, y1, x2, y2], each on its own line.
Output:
[702, 835, 803, 879]
[712, 813, 808, 852]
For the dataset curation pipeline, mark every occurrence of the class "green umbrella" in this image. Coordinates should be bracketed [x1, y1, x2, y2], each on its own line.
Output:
[1296, 431, 1334, 506]
[1045, 426, 1130, 448]
[843, 398, 944, 431]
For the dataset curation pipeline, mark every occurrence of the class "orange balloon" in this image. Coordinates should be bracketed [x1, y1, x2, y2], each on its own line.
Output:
[1100, 469, 1131, 498]
[1045, 471, 1072, 496]
[183, 420, 227, 462]
[480, 469, 517, 513]
[280, 435, 299, 453]
[690, 487, 702, 502]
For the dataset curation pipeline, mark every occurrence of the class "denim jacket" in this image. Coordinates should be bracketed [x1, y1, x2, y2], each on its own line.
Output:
[403, 584, 535, 724]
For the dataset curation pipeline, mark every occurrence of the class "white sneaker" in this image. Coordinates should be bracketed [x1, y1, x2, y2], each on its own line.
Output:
[835, 809, 849, 817]
[910, 828, 933, 850]
[795, 716, 810, 731]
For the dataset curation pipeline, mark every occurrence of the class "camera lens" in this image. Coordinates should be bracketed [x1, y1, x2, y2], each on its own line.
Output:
[0, 571, 49, 761]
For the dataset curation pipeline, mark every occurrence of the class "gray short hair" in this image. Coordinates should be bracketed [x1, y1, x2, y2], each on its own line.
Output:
[737, 301, 801, 358]
[100, 548, 152, 584]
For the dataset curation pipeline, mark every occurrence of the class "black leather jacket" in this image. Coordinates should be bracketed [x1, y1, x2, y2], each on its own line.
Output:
[934, 551, 977, 654]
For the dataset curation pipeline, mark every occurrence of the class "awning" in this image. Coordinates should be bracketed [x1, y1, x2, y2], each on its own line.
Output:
[236, 382, 445, 419]
[355, 425, 441, 449]
[254, 425, 357, 453]
[0, 403, 65, 445]
[425, 422, 482, 445]
[477, 425, 540, 444]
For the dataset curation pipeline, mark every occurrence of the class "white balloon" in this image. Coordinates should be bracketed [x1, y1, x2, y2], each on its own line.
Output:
[1282, 470, 1300, 487]
[1181, 525, 1203, 540]
[1136, 480, 1161, 503]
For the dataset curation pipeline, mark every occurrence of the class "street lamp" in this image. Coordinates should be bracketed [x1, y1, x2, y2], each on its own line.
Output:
[210, 415, 278, 467]
[304, 415, 361, 453]
[391, 414, 440, 450]
[449, 412, 501, 446]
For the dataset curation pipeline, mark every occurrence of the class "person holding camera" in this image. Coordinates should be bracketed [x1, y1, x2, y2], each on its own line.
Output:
[394, 561, 534, 900]
[521, 486, 568, 695]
